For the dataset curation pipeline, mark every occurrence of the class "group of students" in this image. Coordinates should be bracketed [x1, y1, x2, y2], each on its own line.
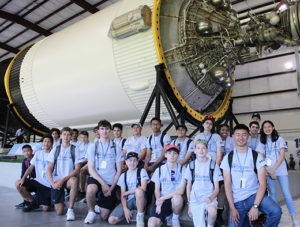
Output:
[14, 114, 300, 227]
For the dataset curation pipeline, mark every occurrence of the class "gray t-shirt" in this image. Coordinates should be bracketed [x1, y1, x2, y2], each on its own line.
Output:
[118, 168, 149, 201]
[256, 137, 288, 176]
[114, 138, 126, 151]
[171, 137, 194, 164]
[31, 149, 51, 188]
[220, 136, 235, 157]
[184, 160, 223, 205]
[220, 148, 265, 203]
[47, 145, 81, 181]
[146, 133, 171, 163]
[247, 134, 261, 151]
[76, 141, 90, 162]
[87, 139, 123, 185]
[194, 133, 222, 161]
[151, 163, 185, 197]
[123, 135, 147, 156]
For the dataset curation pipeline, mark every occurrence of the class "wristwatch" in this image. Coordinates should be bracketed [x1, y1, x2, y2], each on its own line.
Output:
[253, 204, 258, 208]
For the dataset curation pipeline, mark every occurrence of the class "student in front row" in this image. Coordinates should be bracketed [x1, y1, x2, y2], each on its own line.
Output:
[47, 127, 81, 221]
[220, 124, 281, 227]
[108, 152, 149, 227]
[84, 120, 123, 224]
[184, 139, 223, 227]
[148, 145, 185, 227]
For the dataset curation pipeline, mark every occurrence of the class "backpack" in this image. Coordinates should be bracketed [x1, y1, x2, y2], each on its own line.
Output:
[53, 144, 76, 175]
[228, 150, 258, 175]
[149, 132, 166, 149]
[121, 138, 127, 149]
[171, 138, 193, 152]
[124, 167, 142, 191]
[189, 157, 216, 187]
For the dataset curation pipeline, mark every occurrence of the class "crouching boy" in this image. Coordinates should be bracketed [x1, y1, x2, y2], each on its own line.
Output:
[108, 152, 149, 226]
[148, 145, 185, 227]
[185, 139, 223, 227]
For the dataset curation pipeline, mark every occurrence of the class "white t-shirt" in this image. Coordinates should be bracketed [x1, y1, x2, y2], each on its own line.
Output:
[117, 168, 149, 201]
[184, 159, 223, 205]
[220, 148, 265, 203]
[47, 144, 81, 181]
[76, 141, 90, 162]
[256, 136, 288, 176]
[151, 163, 185, 197]
[247, 134, 261, 151]
[220, 136, 235, 157]
[114, 138, 126, 151]
[70, 140, 80, 147]
[171, 137, 194, 164]
[146, 132, 171, 163]
[31, 149, 51, 187]
[87, 139, 123, 185]
[194, 133, 222, 161]
[123, 135, 147, 156]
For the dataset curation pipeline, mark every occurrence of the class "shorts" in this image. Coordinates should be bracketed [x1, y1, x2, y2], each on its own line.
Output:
[35, 181, 51, 206]
[51, 182, 67, 204]
[149, 198, 173, 222]
[23, 179, 37, 193]
[87, 177, 118, 210]
[110, 198, 137, 219]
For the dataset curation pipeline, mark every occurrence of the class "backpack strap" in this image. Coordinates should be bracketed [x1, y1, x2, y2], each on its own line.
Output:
[53, 145, 61, 175]
[252, 150, 258, 175]
[189, 157, 195, 184]
[209, 159, 216, 189]
[160, 132, 166, 147]
[186, 138, 192, 151]
[70, 144, 75, 165]
[137, 167, 142, 188]
[121, 138, 127, 149]
[124, 170, 128, 191]
[159, 165, 162, 191]
[149, 135, 153, 150]
[228, 150, 234, 173]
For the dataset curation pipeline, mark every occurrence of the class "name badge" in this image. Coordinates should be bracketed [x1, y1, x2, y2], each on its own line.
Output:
[266, 158, 272, 167]
[240, 177, 246, 189]
[101, 161, 107, 169]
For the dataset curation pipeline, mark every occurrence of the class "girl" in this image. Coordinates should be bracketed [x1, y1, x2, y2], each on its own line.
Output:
[256, 120, 299, 227]
[217, 124, 235, 157]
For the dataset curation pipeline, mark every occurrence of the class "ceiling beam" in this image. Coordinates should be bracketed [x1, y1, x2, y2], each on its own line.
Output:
[0, 42, 19, 54]
[0, 10, 52, 36]
[71, 0, 99, 13]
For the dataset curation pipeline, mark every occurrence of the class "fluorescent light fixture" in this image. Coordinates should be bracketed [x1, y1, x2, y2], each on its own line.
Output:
[285, 62, 293, 70]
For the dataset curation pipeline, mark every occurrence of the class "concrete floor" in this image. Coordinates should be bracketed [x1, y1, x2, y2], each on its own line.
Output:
[0, 186, 298, 227]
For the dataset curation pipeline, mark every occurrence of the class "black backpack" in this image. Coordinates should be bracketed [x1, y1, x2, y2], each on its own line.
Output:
[228, 150, 258, 175]
[121, 138, 127, 149]
[124, 167, 142, 191]
[189, 157, 216, 187]
[149, 132, 166, 149]
[53, 144, 76, 175]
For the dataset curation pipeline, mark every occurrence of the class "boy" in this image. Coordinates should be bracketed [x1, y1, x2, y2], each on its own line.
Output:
[185, 139, 223, 227]
[93, 125, 100, 142]
[15, 145, 36, 209]
[84, 120, 123, 224]
[251, 113, 261, 123]
[113, 123, 126, 151]
[170, 125, 193, 166]
[50, 128, 61, 148]
[71, 129, 79, 146]
[47, 127, 81, 220]
[108, 152, 149, 226]
[148, 145, 185, 227]
[78, 131, 90, 196]
[220, 124, 281, 227]
[247, 121, 260, 151]
[18, 136, 53, 212]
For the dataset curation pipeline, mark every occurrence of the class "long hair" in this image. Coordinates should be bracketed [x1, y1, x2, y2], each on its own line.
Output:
[260, 120, 279, 144]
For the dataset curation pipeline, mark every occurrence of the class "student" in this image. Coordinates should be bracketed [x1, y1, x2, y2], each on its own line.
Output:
[108, 152, 149, 226]
[113, 123, 126, 151]
[148, 145, 185, 227]
[256, 120, 299, 227]
[170, 125, 194, 166]
[123, 123, 147, 167]
[15, 145, 37, 210]
[70, 128, 79, 146]
[47, 127, 81, 221]
[251, 112, 261, 123]
[93, 125, 100, 142]
[194, 116, 222, 165]
[217, 124, 235, 157]
[184, 139, 223, 227]
[50, 128, 61, 148]
[84, 120, 123, 224]
[220, 124, 281, 227]
[18, 136, 53, 212]
[15, 127, 25, 143]
[144, 117, 171, 174]
[78, 131, 90, 196]
[247, 121, 260, 151]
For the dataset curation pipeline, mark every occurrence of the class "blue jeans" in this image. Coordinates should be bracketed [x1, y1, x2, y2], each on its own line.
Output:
[228, 193, 282, 227]
[267, 175, 296, 216]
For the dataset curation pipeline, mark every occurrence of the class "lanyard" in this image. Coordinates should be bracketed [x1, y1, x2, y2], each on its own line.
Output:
[166, 164, 179, 186]
[266, 140, 272, 156]
[42, 151, 47, 170]
[153, 132, 162, 149]
[100, 140, 110, 159]
[236, 150, 248, 176]
[114, 138, 122, 149]
[176, 138, 187, 153]
[25, 158, 30, 168]
[251, 136, 259, 150]
[204, 133, 213, 151]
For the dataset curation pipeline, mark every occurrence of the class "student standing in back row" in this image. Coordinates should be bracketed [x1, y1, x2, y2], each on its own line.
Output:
[247, 121, 260, 151]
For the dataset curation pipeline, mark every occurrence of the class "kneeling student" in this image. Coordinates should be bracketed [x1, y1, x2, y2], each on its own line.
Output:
[185, 139, 223, 227]
[108, 152, 149, 226]
[148, 145, 185, 227]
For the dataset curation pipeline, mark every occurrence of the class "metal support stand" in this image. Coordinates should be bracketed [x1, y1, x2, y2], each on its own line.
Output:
[220, 100, 239, 135]
[2, 104, 11, 148]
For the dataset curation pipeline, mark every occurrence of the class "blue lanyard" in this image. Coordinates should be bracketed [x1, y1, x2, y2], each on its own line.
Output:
[204, 133, 212, 151]
[114, 138, 122, 149]
[42, 151, 47, 170]
[100, 140, 110, 158]
[266, 140, 272, 156]
[166, 164, 179, 186]
[236, 150, 248, 176]
[153, 133, 162, 149]
[251, 137, 259, 150]
[176, 138, 187, 153]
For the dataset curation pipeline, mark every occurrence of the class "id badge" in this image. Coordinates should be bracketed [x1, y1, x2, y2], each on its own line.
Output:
[240, 177, 246, 189]
[101, 161, 107, 169]
[266, 158, 272, 166]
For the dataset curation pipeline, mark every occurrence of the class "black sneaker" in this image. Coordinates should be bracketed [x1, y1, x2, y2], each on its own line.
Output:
[23, 201, 39, 212]
[15, 200, 26, 209]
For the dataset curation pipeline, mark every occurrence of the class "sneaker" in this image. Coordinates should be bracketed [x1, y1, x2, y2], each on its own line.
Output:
[293, 219, 300, 227]
[95, 205, 100, 214]
[84, 211, 96, 224]
[171, 217, 181, 227]
[22, 201, 39, 212]
[136, 213, 145, 227]
[166, 214, 172, 226]
[66, 208, 75, 221]
[15, 200, 26, 209]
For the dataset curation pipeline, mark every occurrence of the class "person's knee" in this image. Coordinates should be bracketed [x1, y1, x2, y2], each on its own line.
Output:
[272, 205, 282, 217]
[55, 205, 64, 215]
[148, 217, 160, 227]
[172, 194, 183, 206]
[108, 216, 119, 225]
[86, 185, 97, 196]
[68, 177, 78, 188]
[135, 188, 144, 198]
[100, 212, 109, 221]
[208, 206, 217, 218]
[15, 180, 21, 190]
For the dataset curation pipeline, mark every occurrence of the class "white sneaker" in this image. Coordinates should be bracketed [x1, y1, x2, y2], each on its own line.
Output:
[166, 214, 172, 226]
[95, 205, 100, 214]
[171, 217, 181, 227]
[293, 219, 300, 227]
[136, 213, 144, 227]
[84, 211, 96, 224]
[66, 208, 75, 221]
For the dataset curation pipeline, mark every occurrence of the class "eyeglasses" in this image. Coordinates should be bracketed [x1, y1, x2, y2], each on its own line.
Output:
[171, 170, 175, 181]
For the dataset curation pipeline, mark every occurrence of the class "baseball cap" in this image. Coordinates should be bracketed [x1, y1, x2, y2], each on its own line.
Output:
[126, 152, 139, 160]
[131, 122, 142, 128]
[166, 145, 180, 154]
[251, 112, 261, 120]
